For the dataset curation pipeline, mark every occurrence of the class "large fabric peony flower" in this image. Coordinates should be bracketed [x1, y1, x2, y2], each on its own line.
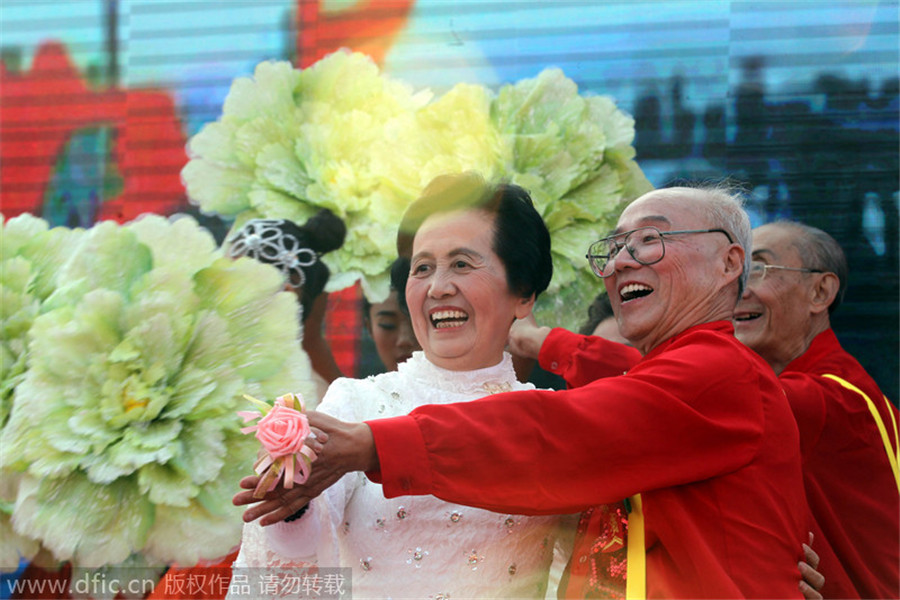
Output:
[182, 51, 433, 300]
[182, 50, 652, 330]
[0, 214, 84, 428]
[1, 214, 86, 568]
[1, 214, 317, 568]
[490, 68, 653, 326]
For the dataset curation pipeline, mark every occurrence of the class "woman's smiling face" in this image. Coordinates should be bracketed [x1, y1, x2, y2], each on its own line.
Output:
[406, 209, 533, 371]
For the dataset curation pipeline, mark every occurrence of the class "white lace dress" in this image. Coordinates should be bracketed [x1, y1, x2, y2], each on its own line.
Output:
[230, 352, 564, 599]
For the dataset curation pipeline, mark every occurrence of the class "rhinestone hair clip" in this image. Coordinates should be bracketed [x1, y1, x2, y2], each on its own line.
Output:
[227, 219, 318, 287]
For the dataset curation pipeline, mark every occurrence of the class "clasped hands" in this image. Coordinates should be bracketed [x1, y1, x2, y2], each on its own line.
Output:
[233, 411, 377, 526]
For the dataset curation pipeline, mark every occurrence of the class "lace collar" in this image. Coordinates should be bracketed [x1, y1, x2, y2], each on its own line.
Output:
[396, 351, 520, 396]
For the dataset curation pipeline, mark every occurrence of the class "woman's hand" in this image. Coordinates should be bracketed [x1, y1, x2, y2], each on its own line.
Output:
[233, 411, 377, 526]
[799, 531, 824, 600]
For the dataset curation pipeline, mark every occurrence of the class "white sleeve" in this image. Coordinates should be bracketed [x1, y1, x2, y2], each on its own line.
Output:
[262, 378, 365, 563]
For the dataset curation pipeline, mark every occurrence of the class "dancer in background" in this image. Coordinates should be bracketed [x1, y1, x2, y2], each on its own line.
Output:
[227, 210, 347, 395]
[361, 258, 420, 373]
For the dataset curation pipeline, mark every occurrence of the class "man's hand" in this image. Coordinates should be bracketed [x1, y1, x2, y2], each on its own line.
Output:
[508, 313, 551, 360]
[799, 531, 824, 600]
[233, 411, 378, 526]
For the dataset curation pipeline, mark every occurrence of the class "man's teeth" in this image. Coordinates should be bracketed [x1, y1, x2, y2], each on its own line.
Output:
[620, 283, 653, 302]
[431, 310, 468, 328]
[735, 312, 762, 322]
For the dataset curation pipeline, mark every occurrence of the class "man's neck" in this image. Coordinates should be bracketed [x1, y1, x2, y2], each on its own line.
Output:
[772, 316, 830, 375]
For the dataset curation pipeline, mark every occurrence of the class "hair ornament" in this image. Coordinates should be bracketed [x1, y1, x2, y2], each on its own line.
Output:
[227, 219, 318, 287]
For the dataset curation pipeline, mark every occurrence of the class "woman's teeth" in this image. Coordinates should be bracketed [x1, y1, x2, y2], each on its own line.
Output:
[431, 309, 468, 328]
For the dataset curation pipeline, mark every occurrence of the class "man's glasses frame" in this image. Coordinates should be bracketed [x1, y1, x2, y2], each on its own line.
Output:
[748, 261, 823, 283]
[585, 226, 734, 278]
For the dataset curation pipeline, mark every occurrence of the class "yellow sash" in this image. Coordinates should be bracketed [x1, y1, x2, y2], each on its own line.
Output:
[626, 493, 645, 600]
[621, 377, 897, 600]
[822, 374, 900, 492]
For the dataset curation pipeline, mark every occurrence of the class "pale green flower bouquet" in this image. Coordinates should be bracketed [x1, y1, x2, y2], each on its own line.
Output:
[0, 213, 316, 568]
[183, 50, 652, 329]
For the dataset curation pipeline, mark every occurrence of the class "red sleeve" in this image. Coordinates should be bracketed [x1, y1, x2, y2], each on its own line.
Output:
[365, 413, 432, 491]
[777, 373, 829, 456]
[538, 328, 642, 388]
[368, 331, 767, 515]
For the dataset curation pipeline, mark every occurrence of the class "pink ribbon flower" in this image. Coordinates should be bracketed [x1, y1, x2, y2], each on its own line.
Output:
[238, 393, 317, 499]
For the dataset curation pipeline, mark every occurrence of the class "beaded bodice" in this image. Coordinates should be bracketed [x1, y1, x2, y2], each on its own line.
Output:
[233, 352, 562, 599]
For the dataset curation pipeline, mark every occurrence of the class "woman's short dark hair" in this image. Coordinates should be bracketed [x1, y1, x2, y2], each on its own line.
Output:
[396, 172, 552, 300]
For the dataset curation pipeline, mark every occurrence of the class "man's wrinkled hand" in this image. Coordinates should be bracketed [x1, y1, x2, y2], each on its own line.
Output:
[508, 313, 550, 360]
[799, 531, 824, 600]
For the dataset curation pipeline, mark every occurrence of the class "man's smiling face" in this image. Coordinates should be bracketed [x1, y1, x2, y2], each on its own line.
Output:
[605, 190, 738, 354]
[734, 223, 818, 370]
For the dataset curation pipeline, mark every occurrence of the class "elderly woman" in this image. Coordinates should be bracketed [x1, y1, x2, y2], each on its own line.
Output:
[233, 172, 565, 598]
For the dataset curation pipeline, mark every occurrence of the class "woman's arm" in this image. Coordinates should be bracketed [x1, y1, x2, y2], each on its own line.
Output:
[302, 293, 344, 383]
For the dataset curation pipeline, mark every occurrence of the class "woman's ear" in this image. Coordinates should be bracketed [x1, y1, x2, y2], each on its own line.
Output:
[514, 293, 536, 320]
[809, 272, 840, 315]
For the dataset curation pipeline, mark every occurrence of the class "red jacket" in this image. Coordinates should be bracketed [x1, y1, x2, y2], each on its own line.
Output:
[368, 321, 809, 598]
[538, 326, 642, 387]
[780, 329, 899, 600]
[541, 326, 900, 599]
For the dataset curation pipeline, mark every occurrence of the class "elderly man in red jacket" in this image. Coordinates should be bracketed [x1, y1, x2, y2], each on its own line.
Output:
[237, 185, 812, 599]
[511, 220, 898, 599]
[733, 221, 899, 599]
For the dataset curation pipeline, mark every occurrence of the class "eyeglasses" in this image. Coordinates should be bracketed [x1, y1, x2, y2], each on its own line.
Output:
[585, 226, 734, 278]
[748, 261, 823, 283]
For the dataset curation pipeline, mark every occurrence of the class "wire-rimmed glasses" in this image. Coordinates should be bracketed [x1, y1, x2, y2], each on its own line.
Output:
[747, 261, 823, 283]
[585, 226, 734, 278]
